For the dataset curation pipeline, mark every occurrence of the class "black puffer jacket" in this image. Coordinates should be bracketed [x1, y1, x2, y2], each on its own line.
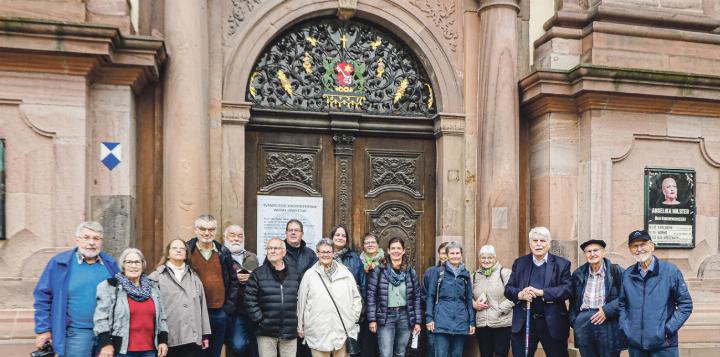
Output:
[244, 258, 301, 339]
[367, 264, 422, 327]
[186, 238, 240, 315]
[284, 239, 318, 275]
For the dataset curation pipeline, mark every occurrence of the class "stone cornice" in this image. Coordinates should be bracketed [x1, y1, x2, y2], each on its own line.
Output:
[520, 65, 720, 119]
[0, 17, 166, 93]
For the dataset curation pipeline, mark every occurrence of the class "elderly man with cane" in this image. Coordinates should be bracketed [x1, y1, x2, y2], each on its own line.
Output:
[504, 227, 572, 357]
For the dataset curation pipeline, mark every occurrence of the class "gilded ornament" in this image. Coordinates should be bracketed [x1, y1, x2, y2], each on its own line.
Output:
[371, 38, 382, 49]
[376, 58, 385, 78]
[341, 34, 348, 49]
[249, 71, 260, 97]
[303, 52, 313, 74]
[277, 70, 293, 96]
[425, 83, 433, 108]
[306, 36, 317, 47]
[393, 79, 408, 104]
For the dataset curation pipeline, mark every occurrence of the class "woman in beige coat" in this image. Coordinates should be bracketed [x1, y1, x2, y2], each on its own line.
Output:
[297, 239, 363, 357]
[472, 245, 513, 357]
[148, 239, 211, 357]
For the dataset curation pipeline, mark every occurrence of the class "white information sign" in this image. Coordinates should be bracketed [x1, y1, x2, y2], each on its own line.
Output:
[256, 195, 323, 263]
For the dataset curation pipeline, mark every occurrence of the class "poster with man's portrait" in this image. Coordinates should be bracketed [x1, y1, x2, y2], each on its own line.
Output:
[644, 168, 695, 248]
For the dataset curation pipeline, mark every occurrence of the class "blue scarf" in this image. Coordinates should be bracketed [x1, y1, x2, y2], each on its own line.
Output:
[115, 272, 153, 302]
[446, 261, 465, 277]
[388, 267, 406, 287]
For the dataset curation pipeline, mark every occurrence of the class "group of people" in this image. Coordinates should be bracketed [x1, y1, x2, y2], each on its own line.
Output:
[33, 216, 693, 357]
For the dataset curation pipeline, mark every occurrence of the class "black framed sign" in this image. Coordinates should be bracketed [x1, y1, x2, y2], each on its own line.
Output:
[644, 167, 695, 248]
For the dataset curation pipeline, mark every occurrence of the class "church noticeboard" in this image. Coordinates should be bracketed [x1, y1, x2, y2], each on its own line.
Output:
[256, 195, 323, 262]
[644, 168, 695, 248]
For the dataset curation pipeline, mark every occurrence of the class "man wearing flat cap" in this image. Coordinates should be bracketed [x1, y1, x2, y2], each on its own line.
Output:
[618, 230, 693, 357]
[569, 239, 626, 357]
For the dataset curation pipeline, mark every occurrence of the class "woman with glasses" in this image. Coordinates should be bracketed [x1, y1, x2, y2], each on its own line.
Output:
[471, 245, 512, 357]
[330, 225, 366, 296]
[424, 242, 475, 357]
[297, 239, 362, 357]
[366, 237, 422, 357]
[148, 239, 211, 357]
[359, 233, 383, 357]
[94, 248, 169, 357]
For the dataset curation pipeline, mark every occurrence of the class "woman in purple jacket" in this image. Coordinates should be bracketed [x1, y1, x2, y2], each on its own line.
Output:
[366, 237, 422, 357]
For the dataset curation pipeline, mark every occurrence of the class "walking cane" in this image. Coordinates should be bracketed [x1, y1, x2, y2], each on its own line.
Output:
[525, 300, 531, 357]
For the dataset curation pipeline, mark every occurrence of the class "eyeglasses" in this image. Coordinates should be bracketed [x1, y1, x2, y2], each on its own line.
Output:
[317, 250, 333, 255]
[78, 235, 102, 242]
[584, 248, 603, 256]
[227, 233, 243, 238]
[124, 260, 143, 266]
[286, 229, 302, 233]
[363, 241, 377, 245]
[170, 246, 187, 251]
[267, 247, 285, 251]
[197, 226, 216, 232]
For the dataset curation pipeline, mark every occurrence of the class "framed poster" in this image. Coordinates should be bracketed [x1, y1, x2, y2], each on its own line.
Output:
[256, 195, 323, 263]
[644, 167, 695, 248]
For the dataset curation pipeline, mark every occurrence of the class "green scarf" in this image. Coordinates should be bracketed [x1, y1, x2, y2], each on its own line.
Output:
[480, 264, 497, 277]
[360, 248, 385, 272]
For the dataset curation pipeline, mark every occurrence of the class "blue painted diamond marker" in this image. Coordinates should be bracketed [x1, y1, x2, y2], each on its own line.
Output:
[100, 142, 122, 170]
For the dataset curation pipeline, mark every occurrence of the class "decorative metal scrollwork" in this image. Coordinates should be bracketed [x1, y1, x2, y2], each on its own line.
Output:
[247, 17, 437, 117]
[366, 201, 422, 266]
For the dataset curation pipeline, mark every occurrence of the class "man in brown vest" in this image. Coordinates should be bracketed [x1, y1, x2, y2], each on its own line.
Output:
[187, 214, 240, 357]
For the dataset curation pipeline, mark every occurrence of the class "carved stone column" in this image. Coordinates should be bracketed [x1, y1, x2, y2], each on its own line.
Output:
[221, 101, 252, 229]
[332, 134, 355, 232]
[163, 0, 210, 242]
[477, 0, 521, 265]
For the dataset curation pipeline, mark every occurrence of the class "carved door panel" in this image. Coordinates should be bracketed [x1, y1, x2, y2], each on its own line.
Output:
[244, 130, 336, 252]
[352, 136, 436, 274]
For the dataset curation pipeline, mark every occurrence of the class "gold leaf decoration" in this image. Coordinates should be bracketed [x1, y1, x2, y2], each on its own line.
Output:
[277, 70, 293, 96]
[371, 38, 382, 49]
[249, 72, 259, 97]
[306, 36, 317, 47]
[425, 83, 433, 108]
[393, 79, 408, 104]
[303, 52, 312, 74]
[376, 58, 385, 78]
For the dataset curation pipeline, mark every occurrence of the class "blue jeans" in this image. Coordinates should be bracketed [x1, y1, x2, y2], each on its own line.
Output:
[629, 347, 679, 357]
[228, 315, 258, 357]
[200, 308, 229, 357]
[433, 333, 465, 357]
[425, 332, 435, 357]
[377, 307, 411, 357]
[117, 351, 156, 357]
[575, 309, 619, 357]
[63, 327, 97, 357]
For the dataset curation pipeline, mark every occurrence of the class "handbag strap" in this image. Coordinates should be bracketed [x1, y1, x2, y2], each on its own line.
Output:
[315, 271, 349, 336]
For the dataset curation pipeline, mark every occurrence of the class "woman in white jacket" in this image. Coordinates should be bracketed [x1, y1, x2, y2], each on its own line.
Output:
[297, 239, 363, 357]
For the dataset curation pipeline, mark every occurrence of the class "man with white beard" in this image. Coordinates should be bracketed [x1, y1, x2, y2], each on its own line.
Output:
[33, 221, 120, 357]
[618, 230, 693, 357]
[224, 225, 260, 357]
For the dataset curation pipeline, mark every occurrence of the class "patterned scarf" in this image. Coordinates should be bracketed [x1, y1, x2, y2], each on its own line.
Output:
[324, 260, 338, 280]
[360, 249, 385, 272]
[115, 272, 153, 302]
[388, 266, 406, 287]
[333, 247, 349, 263]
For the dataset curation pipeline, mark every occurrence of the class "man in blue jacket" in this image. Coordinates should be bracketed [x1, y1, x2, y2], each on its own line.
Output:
[570, 239, 626, 357]
[504, 226, 572, 357]
[33, 221, 120, 357]
[619, 230, 693, 357]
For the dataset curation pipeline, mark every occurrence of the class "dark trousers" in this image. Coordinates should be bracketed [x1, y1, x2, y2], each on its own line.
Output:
[433, 333, 465, 357]
[167, 343, 200, 357]
[628, 347, 679, 357]
[574, 309, 619, 357]
[201, 308, 229, 357]
[297, 337, 313, 357]
[228, 315, 259, 357]
[359, 321, 379, 357]
[474, 326, 511, 357]
[510, 317, 568, 357]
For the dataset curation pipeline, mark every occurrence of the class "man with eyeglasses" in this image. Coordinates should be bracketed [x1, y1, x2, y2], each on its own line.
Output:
[283, 219, 318, 275]
[618, 230, 693, 357]
[33, 221, 120, 357]
[186, 214, 241, 357]
[569, 239, 626, 357]
[245, 237, 302, 357]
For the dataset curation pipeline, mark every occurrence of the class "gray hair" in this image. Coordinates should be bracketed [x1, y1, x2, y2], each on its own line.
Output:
[529, 226, 552, 242]
[118, 248, 146, 271]
[444, 241, 463, 255]
[194, 214, 216, 228]
[75, 221, 103, 237]
[266, 237, 285, 248]
[478, 245, 496, 257]
[224, 224, 243, 239]
[316, 238, 334, 251]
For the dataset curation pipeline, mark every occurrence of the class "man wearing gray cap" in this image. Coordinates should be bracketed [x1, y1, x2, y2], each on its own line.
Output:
[618, 230, 693, 357]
